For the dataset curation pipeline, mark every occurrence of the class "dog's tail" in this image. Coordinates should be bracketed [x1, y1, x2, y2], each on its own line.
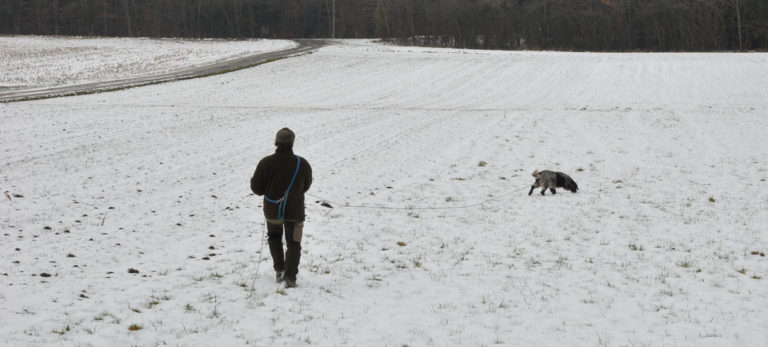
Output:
[557, 172, 579, 193]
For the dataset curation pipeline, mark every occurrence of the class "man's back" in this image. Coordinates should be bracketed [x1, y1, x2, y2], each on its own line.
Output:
[251, 145, 312, 222]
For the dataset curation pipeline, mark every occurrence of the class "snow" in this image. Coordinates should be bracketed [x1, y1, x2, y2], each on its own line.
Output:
[0, 36, 296, 90]
[1, 39, 768, 346]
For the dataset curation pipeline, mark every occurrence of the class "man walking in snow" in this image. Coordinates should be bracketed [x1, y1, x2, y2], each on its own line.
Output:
[251, 128, 312, 288]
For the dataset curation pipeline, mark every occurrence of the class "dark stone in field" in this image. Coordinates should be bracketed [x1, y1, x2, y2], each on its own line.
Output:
[40, 273, 51, 277]
[67, 253, 75, 258]
[43, 226, 51, 230]
[208, 253, 216, 257]
[13, 194, 24, 198]
[12, 260, 20, 264]
[321, 202, 333, 208]
[15, 248, 20, 251]
[128, 268, 140, 274]
[79, 294, 89, 299]
[209, 246, 215, 250]
[202, 257, 210, 260]
[209, 234, 215, 237]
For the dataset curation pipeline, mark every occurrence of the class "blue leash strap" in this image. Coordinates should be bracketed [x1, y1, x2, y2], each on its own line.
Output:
[265, 156, 301, 221]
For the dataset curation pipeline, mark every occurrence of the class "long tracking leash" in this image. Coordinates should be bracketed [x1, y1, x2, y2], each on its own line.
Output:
[247, 219, 268, 298]
[246, 183, 586, 297]
[306, 186, 531, 211]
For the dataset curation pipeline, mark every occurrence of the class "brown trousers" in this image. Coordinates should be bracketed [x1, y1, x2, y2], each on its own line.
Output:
[266, 220, 303, 280]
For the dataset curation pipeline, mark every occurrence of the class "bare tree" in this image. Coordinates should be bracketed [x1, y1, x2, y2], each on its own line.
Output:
[2, 0, 766, 51]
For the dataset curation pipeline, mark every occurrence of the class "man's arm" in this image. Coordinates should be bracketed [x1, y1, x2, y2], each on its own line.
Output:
[251, 161, 266, 196]
[303, 160, 312, 193]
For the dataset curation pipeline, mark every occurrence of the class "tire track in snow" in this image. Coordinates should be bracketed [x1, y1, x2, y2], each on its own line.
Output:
[0, 40, 326, 103]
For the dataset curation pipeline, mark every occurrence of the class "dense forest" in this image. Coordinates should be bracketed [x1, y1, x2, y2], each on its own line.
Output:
[2, 0, 767, 51]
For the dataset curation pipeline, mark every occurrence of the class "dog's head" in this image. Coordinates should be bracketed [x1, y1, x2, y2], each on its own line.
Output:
[532, 170, 540, 178]
[564, 180, 579, 193]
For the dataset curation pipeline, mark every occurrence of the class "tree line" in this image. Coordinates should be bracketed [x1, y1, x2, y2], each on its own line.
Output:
[2, 0, 767, 51]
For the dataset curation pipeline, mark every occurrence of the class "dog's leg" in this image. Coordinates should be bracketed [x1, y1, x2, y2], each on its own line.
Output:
[540, 188, 547, 195]
[528, 186, 535, 196]
[550, 188, 556, 194]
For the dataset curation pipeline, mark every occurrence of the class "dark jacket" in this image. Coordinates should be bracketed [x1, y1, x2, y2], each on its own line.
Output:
[251, 147, 312, 221]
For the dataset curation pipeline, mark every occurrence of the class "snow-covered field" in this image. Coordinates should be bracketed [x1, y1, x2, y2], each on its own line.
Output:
[0, 36, 296, 90]
[1, 39, 768, 346]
